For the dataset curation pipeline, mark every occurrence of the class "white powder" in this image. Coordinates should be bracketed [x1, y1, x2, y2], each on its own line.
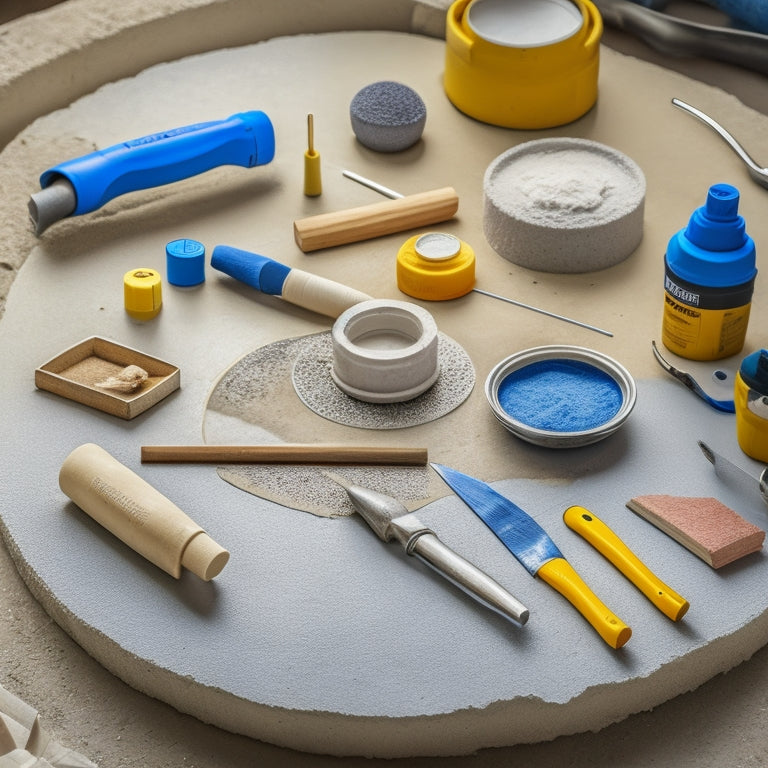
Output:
[488, 148, 634, 227]
[482, 138, 646, 272]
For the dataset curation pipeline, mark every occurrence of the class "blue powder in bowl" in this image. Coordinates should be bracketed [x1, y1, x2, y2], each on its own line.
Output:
[497, 359, 622, 432]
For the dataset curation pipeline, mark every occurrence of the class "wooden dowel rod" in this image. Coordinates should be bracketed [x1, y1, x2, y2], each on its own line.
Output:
[141, 445, 428, 466]
[293, 187, 458, 252]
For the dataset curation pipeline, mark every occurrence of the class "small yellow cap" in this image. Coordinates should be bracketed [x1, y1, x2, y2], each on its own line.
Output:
[124, 268, 162, 321]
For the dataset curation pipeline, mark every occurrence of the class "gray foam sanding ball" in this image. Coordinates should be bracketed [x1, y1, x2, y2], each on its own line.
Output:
[350, 81, 427, 152]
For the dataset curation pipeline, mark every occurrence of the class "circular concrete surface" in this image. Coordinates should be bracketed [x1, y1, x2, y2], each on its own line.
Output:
[2, 25, 768, 760]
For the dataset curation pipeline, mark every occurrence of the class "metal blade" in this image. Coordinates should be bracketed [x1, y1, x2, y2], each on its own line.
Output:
[431, 463, 563, 576]
[698, 441, 768, 506]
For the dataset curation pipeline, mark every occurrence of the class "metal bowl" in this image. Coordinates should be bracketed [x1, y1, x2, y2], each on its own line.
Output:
[485, 345, 636, 448]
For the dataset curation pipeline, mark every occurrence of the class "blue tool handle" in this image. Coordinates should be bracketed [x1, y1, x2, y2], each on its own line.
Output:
[39, 111, 275, 216]
[628, 0, 768, 34]
[690, 0, 768, 34]
[210, 244, 290, 296]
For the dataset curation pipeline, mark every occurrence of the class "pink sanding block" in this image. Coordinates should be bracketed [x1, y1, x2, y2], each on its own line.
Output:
[626, 495, 765, 569]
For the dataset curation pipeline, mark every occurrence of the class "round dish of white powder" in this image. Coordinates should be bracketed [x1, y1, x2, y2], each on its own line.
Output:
[483, 138, 646, 273]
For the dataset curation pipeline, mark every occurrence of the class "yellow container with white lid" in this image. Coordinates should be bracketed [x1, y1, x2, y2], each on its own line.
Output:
[444, 0, 602, 129]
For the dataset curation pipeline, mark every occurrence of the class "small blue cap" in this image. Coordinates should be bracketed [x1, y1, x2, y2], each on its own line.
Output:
[685, 184, 746, 251]
[667, 184, 756, 288]
[166, 238, 205, 286]
[740, 349, 768, 394]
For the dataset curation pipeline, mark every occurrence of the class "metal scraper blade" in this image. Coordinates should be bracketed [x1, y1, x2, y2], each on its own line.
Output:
[698, 441, 768, 506]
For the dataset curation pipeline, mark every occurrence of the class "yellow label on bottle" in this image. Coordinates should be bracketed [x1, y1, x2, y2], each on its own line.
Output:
[661, 291, 751, 361]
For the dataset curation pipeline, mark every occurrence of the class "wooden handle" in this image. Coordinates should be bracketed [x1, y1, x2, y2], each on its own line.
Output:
[293, 187, 459, 252]
[141, 444, 429, 465]
[280, 269, 372, 318]
[537, 557, 632, 649]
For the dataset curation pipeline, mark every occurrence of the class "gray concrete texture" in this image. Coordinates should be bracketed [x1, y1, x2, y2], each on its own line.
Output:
[2, 1, 768, 766]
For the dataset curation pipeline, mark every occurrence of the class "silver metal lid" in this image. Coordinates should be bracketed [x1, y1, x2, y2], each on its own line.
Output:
[485, 345, 636, 448]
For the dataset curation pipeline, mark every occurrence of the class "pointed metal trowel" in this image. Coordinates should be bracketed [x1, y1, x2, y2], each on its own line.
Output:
[325, 472, 529, 628]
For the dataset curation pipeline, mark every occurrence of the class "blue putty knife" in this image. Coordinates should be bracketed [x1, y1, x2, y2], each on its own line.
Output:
[432, 463, 632, 648]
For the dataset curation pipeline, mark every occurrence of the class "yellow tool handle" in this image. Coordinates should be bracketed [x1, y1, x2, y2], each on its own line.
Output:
[537, 557, 632, 649]
[563, 505, 689, 622]
[293, 187, 459, 252]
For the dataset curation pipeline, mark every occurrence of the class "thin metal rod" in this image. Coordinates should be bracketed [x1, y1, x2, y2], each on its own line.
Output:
[340, 171, 613, 337]
[472, 288, 613, 337]
[342, 170, 403, 199]
[307, 113, 315, 154]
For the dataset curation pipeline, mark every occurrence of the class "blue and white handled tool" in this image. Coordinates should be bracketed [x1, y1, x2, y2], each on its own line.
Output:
[211, 244, 371, 318]
[29, 110, 275, 234]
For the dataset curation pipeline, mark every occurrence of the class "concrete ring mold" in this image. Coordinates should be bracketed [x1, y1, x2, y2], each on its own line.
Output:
[331, 299, 440, 403]
[291, 331, 475, 429]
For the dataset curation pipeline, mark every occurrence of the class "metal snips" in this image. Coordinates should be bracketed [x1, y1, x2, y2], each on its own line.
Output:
[594, 0, 768, 75]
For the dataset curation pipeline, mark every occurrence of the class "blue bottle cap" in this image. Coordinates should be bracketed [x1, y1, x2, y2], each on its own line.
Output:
[166, 238, 205, 286]
[739, 349, 768, 395]
[666, 184, 756, 288]
[685, 184, 746, 252]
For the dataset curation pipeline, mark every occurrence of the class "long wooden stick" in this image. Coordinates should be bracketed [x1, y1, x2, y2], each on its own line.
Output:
[141, 445, 428, 466]
[293, 187, 458, 252]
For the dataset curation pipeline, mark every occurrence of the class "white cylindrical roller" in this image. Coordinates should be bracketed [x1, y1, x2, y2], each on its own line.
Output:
[59, 443, 229, 580]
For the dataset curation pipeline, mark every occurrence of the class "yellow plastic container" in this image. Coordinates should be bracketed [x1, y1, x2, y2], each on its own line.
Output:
[735, 349, 768, 463]
[124, 268, 162, 321]
[443, 0, 602, 129]
[396, 232, 475, 301]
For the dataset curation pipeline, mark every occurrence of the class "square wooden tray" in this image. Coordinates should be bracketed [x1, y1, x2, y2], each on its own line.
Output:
[35, 337, 180, 419]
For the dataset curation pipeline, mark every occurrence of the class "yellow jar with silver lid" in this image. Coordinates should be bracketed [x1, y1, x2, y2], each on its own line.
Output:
[444, 0, 602, 129]
[397, 232, 475, 301]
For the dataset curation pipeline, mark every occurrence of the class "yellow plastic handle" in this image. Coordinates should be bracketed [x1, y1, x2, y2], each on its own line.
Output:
[537, 557, 632, 649]
[563, 505, 689, 622]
